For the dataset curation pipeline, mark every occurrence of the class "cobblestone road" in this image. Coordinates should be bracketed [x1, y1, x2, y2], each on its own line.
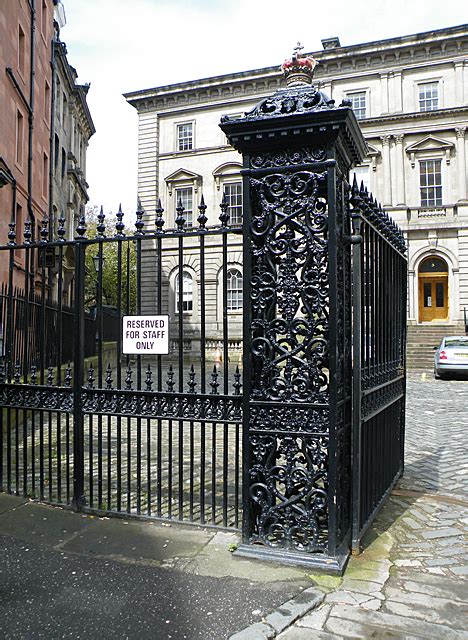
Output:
[276, 373, 468, 639]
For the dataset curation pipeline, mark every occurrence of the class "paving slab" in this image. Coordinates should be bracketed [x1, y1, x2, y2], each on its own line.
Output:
[0, 492, 29, 513]
[61, 516, 213, 564]
[0, 501, 94, 546]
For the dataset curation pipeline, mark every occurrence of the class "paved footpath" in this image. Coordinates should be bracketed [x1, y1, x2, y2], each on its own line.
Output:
[0, 373, 467, 639]
[264, 373, 468, 640]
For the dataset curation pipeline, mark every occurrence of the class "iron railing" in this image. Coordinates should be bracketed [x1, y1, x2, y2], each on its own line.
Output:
[0, 200, 244, 528]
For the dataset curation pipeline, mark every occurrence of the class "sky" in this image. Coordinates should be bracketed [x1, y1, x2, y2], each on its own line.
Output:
[61, 0, 467, 218]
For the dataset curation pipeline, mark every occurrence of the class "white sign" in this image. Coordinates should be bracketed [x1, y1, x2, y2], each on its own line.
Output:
[122, 315, 169, 354]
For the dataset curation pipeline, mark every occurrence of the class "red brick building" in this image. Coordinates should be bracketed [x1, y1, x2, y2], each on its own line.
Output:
[0, 0, 54, 285]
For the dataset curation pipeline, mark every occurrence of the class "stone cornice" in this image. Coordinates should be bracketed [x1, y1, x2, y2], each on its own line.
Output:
[125, 24, 468, 113]
[358, 106, 468, 128]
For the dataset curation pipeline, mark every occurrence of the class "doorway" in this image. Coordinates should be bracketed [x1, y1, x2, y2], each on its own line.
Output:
[418, 256, 448, 322]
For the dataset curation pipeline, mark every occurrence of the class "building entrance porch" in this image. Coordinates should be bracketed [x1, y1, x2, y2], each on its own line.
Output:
[418, 257, 449, 323]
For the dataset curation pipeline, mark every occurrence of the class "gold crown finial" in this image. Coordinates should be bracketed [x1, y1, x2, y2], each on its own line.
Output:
[281, 43, 319, 87]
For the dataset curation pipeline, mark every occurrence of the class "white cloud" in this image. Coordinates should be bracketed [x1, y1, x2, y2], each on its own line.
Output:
[61, 0, 467, 217]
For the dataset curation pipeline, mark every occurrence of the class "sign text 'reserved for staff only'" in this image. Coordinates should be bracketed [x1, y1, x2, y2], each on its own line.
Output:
[122, 315, 169, 354]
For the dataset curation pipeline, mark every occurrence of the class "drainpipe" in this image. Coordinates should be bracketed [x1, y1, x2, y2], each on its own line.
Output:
[48, 32, 56, 235]
[27, 0, 36, 239]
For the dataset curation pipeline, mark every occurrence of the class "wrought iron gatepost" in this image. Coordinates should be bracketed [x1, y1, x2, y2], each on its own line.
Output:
[220, 47, 367, 572]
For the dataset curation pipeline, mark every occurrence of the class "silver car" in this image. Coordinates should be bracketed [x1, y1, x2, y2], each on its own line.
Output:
[434, 336, 468, 379]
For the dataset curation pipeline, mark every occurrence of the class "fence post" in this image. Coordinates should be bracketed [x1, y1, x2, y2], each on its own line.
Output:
[72, 239, 86, 510]
[220, 48, 367, 572]
[350, 186, 364, 554]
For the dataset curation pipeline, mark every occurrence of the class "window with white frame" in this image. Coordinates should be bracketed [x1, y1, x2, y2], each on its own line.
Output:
[223, 182, 242, 225]
[176, 123, 193, 151]
[419, 159, 442, 207]
[346, 91, 367, 119]
[175, 187, 193, 227]
[226, 269, 243, 311]
[418, 82, 439, 112]
[175, 271, 193, 312]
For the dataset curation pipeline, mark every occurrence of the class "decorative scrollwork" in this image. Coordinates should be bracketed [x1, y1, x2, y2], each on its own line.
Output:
[221, 86, 335, 124]
[0, 384, 73, 412]
[250, 403, 328, 434]
[249, 434, 328, 552]
[250, 147, 326, 169]
[249, 169, 329, 404]
[362, 377, 405, 420]
[81, 389, 242, 423]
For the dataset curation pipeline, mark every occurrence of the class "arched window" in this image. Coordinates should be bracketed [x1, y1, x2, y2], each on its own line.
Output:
[175, 270, 193, 312]
[419, 256, 448, 273]
[227, 269, 242, 311]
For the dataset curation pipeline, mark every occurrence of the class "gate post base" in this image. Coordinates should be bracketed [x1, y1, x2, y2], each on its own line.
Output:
[234, 544, 350, 576]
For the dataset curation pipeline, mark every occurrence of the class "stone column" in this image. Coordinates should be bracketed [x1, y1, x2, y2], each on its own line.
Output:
[380, 73, 389, 114]
[455, 127, 467, 202]
[454, 62, 465, 105]
[394, 134, 406, 205]
[381, 135, 392, 206]
[394, 72, 403, 112]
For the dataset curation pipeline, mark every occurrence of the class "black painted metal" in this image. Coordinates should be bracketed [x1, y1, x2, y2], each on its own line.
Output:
[0, 203, 243, 529]
[220, 73, 407, 571]
[0, 68, 406, 569]
[350, 179, 407, 551]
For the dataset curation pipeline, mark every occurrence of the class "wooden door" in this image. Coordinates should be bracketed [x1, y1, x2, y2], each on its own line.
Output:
[419, 275, 448, 322]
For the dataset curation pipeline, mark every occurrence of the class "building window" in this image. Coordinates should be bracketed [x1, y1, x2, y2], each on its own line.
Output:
[62, 93, 68, 126]
[41, 0, 48, 37]
[346, 91, 367, 119]
[419, 159, 442, 207]
[418, 82, 439, 112]
[227, 269, 243, 311]
[54, 134, 59, 169]
[61, 148, 66, 179]
[177, 123, 193, 151]
[42, 152, 48, 197]
[175, 187, 193, 227]
[16, 111, 24, 166]
[175, 271, 193, 312]
[223, 182, 242, 225]
[18, 25, 25, 75]
[44, 81, 51, 122]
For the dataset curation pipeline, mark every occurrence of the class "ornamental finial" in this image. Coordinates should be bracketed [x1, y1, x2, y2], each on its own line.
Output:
[281, 42, 318, 87]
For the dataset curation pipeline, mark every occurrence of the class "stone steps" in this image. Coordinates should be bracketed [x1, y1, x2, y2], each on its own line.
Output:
[406, 324, 466, 369]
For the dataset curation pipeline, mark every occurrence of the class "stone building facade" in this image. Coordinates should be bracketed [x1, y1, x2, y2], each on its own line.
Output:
[51, 21, 95, 300]
[125, 25, 468, 331]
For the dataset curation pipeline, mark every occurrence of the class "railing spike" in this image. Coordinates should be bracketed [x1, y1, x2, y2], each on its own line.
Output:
[166, 364, 175, 392]
[145, 364, 153, 391]
[187, 364, 197, 394]
[115, 203, 125, 237]
[155, 198, 165, 234]
[75, 209, 87, 239]
[233, 366, 242, 396]
[105, 363, 113, 390]
[65, 364, 72, 387]
[57, 212, 66, 241]
[175, 198, 186, 231]
[125, 365, 133, 390]
[135, 198, 145, 236]
[96, 205, 106, 237]
[197, 194, 208, 229]
[210, 365, 219, 395]
[219, 193, 230, 227]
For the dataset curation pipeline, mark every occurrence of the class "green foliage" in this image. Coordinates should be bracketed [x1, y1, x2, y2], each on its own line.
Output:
[84, 207, 137, 313]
